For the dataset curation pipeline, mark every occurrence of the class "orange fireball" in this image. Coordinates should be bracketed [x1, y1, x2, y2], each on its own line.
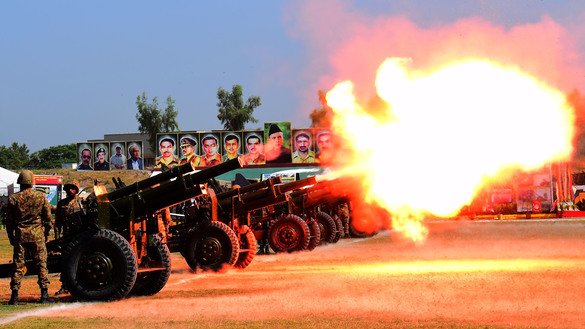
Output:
[326, 57, 575, 241]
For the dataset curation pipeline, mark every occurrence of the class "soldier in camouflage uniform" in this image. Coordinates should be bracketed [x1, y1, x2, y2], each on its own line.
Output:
[337, 202, 350, 238]
[54, 181, 83, 239]
[5, 170, 53, 305]
[54, 181, 83, 296]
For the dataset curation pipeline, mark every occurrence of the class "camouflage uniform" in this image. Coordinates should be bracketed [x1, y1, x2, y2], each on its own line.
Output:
[55, 195, 83, 238]
[337, 202, 350, 237]
[6, 188, 53, 291]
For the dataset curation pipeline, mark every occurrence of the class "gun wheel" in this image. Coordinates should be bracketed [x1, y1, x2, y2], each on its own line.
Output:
[349, 216, 379, 238]
[332, 215, 343, 243]
[306, 219, 321, 251]
[268, 214, 310, 253]
[316, 211, 337, 244]
[62, 229, 137, 301]
[234, 225, 257, 269]
[130, 234, 171, 296]
[184, 221, 240, 272]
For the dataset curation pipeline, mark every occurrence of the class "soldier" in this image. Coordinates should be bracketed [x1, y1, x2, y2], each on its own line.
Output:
[55, 181, 83, 239]
[337, 202, 350, 238]
[54, 181, 84, 296]
[5, 170, 53, 304]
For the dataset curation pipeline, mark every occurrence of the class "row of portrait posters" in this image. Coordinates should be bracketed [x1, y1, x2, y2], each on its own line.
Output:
[154, 122, 333, 170]
[76, 141, 144, 171]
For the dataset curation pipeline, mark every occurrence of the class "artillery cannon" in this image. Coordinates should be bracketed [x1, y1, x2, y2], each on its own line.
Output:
[0, 158, 243, 301]
[288, 175, 385, 239]
[167, 176, 323, 272]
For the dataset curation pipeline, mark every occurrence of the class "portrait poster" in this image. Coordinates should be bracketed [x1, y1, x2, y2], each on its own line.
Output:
[242, 130, 265, 165]
[126, 141, 144, 170]
[199, 132, 222, 167]
[221, 131, 243, 162]
[93, 142, 111, 171]
[155, 133, 179, 170]
[315, 129, 333, 164]
[291, 129, 316, 164]
[178, 132, 201, 167]
[109, 141, 127, 170]
[516, 170, 553, 213]
[264, 121, 292, 164]
[76, 142, 93, 171]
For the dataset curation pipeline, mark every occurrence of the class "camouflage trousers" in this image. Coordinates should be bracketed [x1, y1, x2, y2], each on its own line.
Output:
[338, 203, 350, 236]
[10, 239, 49, 291]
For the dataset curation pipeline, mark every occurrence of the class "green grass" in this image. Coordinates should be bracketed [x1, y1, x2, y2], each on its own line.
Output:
[0, 230, 12, 263]
[1, 316, 515, 329]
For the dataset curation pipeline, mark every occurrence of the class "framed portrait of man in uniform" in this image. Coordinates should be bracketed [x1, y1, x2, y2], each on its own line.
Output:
[242, 130, 265, 165]
[178, 132, 201, 167]
[93, 142, 110, 171]
[291, 129, 316, 164]
[315, 129, 333, 165]
[77, 142, 93, 171]
[155, 134, 179, 170]
[199, 132, 222, 167]
[221, 132, 243, 162]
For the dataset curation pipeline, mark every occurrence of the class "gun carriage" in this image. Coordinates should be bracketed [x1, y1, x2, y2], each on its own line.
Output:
[0, 158, 243, 301]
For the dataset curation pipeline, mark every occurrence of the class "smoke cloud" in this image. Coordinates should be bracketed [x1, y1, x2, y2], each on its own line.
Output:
[285, 0, 585, 111]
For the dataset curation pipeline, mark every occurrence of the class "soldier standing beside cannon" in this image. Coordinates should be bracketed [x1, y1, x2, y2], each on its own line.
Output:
[5, 170, 53, 305]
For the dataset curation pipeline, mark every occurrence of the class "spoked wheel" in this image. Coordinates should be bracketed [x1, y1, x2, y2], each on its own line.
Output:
[268, 214, 310, 253]
[184, 221, 240, 272]
[316, 211, 337, 244]
[306, 219, 321, 251]
[61, 229, 137, 301]
[234, 225, 257, 269]
[130, 234, 171, 296]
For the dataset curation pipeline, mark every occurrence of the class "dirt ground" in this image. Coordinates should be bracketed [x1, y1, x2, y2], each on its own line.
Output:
[1, 219, 585, 328]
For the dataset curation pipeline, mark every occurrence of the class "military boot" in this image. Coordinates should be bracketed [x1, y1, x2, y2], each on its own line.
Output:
[8, 290, 18, 305]
[39, 288, 50, 304]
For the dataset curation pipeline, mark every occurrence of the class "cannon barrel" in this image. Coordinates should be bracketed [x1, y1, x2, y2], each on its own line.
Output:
[289, 176, 356, 209]
[216, 176, 282, 201]
[275, 176, 317, 194]
[107, 158, 243, 221]
[108, 161, 196, 201]
[217, 175, 318, 217]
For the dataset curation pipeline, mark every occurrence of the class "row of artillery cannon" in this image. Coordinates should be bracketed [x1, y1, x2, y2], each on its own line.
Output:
[0, 157, 382, 302]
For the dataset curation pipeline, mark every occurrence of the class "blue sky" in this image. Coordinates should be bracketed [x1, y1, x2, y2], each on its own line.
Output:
[2, 0, 585, 152]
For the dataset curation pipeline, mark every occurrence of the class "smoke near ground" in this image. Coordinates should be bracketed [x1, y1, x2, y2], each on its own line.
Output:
[6, 219, 584, 328]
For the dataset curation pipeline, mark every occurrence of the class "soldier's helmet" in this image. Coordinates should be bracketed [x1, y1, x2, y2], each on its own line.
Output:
[63, 181, 80, 194]
[17, 170, 34, 185]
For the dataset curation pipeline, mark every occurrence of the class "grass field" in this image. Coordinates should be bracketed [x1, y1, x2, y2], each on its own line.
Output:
[34, 168, 152, 191]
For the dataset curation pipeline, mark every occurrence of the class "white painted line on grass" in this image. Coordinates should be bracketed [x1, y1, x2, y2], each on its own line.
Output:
[0, 302, 90, 326]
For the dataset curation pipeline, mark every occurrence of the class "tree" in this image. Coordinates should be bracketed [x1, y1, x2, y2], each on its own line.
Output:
[0, 143, 30, 170]
[217, 85, 261, 131]
[309, 90, 333, 128]
[28, 144, 77, 169]
[136, 92, 179, 154]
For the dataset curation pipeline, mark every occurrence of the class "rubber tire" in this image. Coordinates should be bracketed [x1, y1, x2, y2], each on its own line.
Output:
[306, 219, 321, 251]
[268, 214, 310, 253]
[349, 216, 378, 238]
[184, 221, 240, 272]
[316, 211, 337, 244]
[234, 225, 257, 269]
[61, 229, 137, 301]
[130, 234, 171, 296]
